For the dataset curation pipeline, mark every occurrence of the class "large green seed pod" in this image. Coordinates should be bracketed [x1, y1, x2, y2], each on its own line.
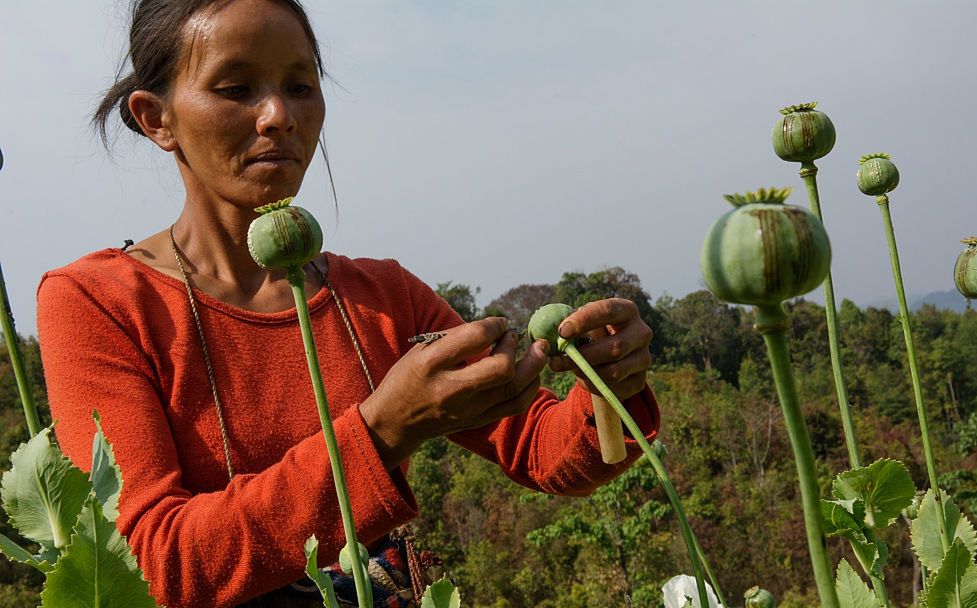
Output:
[857, 153, 900, 196]
[772, 102, 836, 163]
[744, 586, 776, 608]
[700, 188, 831, 307]
[527, 303, 575, 353]
[955, 237, 977, 299]
[247, 197, 323, 270]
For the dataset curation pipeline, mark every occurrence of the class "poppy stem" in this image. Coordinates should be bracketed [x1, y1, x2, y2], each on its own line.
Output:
[289, 269, 373, 608]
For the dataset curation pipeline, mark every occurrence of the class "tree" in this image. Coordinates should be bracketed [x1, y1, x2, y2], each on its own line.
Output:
[658, 290, 743, 383]
[484, 284, 556, 330]
[435, 282, 480, 322]
[554, 267, 664, 358]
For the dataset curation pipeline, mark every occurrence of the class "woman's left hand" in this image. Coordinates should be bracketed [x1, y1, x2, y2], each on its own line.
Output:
[547, 298, 653, 401]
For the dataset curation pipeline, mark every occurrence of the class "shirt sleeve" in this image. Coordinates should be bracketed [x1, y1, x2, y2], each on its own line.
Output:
[36, 274, 419, 608]
[400, 266, 660, 497]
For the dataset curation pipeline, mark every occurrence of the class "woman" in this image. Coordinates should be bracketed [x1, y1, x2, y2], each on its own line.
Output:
[36, 0, 660, 606]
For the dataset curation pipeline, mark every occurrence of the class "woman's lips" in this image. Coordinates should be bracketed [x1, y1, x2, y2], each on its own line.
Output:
[246, 155, 299, 169]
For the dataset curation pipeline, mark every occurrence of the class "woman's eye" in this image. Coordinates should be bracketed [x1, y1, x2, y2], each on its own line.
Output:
[216, 85, 249, 98]
[290, 83, 314, 96]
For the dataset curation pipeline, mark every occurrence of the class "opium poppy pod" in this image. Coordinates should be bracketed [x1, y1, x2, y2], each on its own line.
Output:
[772, 102, 836, 163]
[955, 237, 977, 299]
[857, 153, 900, 197]
[744, 587, 776, 608]
[527, 303, 574, 354]
[247, 197, 324, 270]
[700, 188, 831, 308]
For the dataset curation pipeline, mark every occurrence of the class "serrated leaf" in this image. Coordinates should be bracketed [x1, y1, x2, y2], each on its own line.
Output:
[912, 488, 977, 571]
[1, 427, 92, 554]
[303, 535, 341, 608]
[919, 539, 977, 608]
[821, 500, 888, 578]
[40, 496, 158, 607]
[0, 530, 53, 572]
[823, 499, 867, 538]
[833, 459, 916, 529]
[835, 559, 882, 608]
[421, 577, 461, 608]
[90, 411, 122, 523]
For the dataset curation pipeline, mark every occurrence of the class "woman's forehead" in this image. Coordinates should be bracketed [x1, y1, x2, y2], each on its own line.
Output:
[180, 0, 316, 77]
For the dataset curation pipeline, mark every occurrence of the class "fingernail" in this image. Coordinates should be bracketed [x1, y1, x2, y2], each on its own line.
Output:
[536, 340, 549, 356]
[558, 321, 572, 338]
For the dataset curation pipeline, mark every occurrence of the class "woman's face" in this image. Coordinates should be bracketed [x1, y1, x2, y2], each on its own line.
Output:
[163, 0, 325, 209]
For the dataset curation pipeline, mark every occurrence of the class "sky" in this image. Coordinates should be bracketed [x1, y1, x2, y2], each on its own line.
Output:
[1, 1, 975, 337]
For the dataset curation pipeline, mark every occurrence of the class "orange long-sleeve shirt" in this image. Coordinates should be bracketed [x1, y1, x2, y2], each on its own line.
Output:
[36, 249, 659, 607]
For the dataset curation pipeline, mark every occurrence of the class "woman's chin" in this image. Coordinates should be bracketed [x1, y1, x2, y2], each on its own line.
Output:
[238, 179, 305, 208]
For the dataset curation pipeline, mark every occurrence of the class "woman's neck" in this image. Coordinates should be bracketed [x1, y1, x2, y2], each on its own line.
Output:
[170, 194, 295, 300]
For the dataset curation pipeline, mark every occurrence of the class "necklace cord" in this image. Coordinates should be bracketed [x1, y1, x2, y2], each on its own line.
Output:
[168, 226, 236, 480]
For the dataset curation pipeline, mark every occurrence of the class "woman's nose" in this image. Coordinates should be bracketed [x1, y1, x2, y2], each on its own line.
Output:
[256, 94, 297, 135]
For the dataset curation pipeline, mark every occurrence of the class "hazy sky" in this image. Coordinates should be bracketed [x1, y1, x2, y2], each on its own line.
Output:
[2, 1, 975, 336]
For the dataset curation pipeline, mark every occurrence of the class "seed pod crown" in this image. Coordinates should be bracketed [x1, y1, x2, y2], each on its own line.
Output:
[857, 153, 900, 197]
[772, 101, 836, 163]
[701, 187, 831, 307]
[247, 197, 324, 271]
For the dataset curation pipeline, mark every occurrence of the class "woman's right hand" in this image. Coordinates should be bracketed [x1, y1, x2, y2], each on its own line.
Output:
[359, 317, 550, 469]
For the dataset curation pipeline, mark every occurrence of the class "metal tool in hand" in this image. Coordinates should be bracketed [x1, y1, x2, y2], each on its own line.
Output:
[408, 327, 525, 345]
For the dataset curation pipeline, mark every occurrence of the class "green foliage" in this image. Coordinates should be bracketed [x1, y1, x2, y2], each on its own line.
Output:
[831, 459, 916, 530]
[0, 333, 156, 608]
[657, 290, 744, 384]
[90, 412, 122, 523]
[7, 267, 977, 606]
[1, 428, 90, 556]
[911, 489, 977, 572]
[919, 539, 977, 608]
[435, 282, 480, 323]
[834, 559, 880, 608]
[304, 535, 341, 608]
[421, 577, 461, 608]
[485, 284, 557, 329]
[0, 529, 51, 573]
[39, 496, 156, 608]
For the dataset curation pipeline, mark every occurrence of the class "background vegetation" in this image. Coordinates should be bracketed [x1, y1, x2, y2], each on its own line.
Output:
[2, 268, 975, 606]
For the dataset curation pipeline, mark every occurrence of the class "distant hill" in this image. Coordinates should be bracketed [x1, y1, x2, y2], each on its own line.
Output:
[862, 289, 971, 313]
[910, 289, 971, 313]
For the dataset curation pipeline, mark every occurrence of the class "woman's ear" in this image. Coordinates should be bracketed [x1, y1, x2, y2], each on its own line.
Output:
[128, 91, 178, 152]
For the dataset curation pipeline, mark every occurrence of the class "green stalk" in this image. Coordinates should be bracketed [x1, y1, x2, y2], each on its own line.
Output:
[875, 196, 950, 552]
[799, 162, 861, 468]
[0, 262, 41, 437]
[755, 304, 840, 608]
[288, 270, 373, 608]
[562, 342, 720, 608]
[801, 165, 891, 607]
[690, 530, 727, 608]
[850, 541, 891, 608]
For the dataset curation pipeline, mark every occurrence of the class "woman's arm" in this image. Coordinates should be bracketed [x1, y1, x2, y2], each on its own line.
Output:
[37, 274, 418, 608]
[393, 266, 660, 496]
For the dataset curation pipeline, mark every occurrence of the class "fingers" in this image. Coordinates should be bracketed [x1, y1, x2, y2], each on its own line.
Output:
[415, 317, 509, 367]
[470, 376, 541, 428]
[576, 369, 649, 402]
[558, 298, 638, 339]
[550, 316, 652, 372]
[451, 331, 519, 392]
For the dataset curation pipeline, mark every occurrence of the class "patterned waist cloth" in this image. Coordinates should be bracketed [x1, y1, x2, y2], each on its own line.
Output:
[239, 532, 444, 608]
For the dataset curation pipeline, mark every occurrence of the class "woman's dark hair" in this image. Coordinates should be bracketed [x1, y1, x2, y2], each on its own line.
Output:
[93, 0, 325, 145]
